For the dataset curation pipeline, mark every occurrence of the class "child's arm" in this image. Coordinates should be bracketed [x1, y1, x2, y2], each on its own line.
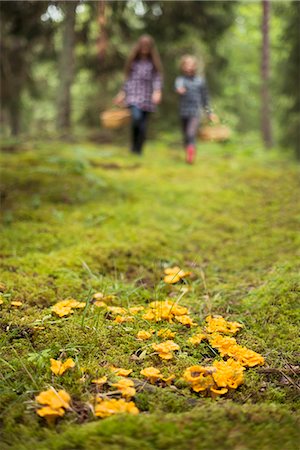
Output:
[175, 77, 186, 95]
[200, 80, 217, 122]
[113, 90, 126, 105]
[152, 72, 163, 105]
[113, 76, 129, 106]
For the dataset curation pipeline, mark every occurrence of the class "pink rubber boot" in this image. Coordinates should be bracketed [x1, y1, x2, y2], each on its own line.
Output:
[186, 144, 196, 164]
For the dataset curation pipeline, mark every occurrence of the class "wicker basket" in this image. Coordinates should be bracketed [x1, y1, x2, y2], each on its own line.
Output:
[100, 108, 131, 129]
[199, 124, 231, 142]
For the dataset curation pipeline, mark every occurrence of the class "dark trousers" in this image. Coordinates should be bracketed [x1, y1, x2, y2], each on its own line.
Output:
[130, 105, 149, 154]
[181, 116, 200, 146]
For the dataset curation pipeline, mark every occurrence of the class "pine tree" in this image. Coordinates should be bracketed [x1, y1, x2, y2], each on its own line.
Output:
[281, 2, 300, 158]
[56, 1, 77, 132]
[261, 0, 273, 148]
[0, 1, 53, 135]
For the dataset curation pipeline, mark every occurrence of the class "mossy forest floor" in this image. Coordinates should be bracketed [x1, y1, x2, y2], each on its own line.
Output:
[0, 134, 299, 450]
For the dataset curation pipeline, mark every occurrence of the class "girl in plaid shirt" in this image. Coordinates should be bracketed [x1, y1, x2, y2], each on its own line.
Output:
[175, 55, 216, 164]
[115, 35, 163, 154]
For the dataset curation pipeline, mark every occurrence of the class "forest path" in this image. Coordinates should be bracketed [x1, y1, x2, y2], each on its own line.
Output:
[1, 137, 299, 450]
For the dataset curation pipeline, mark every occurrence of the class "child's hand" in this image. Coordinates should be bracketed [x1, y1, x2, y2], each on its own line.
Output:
[152, 90, 162, 105]
[113, 91, 125, 106]
[176, 87, 186, 95]
[208, 113, 219, 123]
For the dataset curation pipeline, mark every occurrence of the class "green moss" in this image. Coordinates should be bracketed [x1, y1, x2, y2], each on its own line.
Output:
[0, 137, 299, 448]
[3, 404, 300, 450]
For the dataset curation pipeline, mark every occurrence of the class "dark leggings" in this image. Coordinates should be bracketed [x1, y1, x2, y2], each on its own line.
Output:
[181, 116, 200, 146]
[130, 105, 149, 154]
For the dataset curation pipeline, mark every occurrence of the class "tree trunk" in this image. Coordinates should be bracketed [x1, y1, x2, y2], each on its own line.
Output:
[57, 1, 77, 132]
[261, 0, 273, 148]
[2, 37, 25, 136]
[9, 96, 21, 136]
[97, 1, 108, 62]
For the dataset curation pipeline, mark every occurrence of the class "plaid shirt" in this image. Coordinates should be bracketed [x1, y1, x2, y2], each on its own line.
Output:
[175, 75, 210, 117]
[124, 60, 162, 112]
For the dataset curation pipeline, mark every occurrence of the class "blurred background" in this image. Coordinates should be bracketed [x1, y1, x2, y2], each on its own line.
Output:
[0, 0, 299, 158]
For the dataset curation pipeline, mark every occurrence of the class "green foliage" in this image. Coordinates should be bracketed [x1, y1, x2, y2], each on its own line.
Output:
[1, 1, 236, 134]
[1, 0, 298, 155]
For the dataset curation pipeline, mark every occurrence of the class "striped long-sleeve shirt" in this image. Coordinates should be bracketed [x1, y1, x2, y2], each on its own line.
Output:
[124, 59, 162, 112]
[175, 75, 210, 117]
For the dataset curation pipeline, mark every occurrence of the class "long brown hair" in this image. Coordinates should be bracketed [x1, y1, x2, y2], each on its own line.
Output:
[125, 35, 163, 77]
